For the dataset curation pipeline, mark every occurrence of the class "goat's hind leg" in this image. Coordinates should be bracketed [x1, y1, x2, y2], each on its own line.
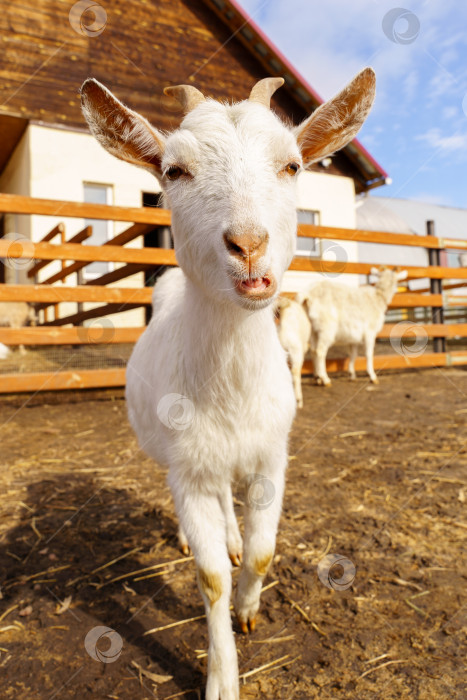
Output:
[219, 484, 243, 567]
[348, 343, 358, 380]
[178, 524, 190, 556]
[315, 338, 331, 386]
[364, 334, 378, 384]
[171, 483, 239, 700]
[235, 460, 285, 634]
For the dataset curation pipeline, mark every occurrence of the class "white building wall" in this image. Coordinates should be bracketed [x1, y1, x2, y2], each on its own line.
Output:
[282, 169, 359, 295]
[0, 130, 32, 284]
[27, 124, 163, 326]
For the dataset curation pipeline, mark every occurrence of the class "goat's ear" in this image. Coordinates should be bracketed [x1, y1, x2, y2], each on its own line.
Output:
[370, 266, 380, 276]
[294, 68, 376, 166]
[80, 79, 165, 175]
[396, 269, 408, 281]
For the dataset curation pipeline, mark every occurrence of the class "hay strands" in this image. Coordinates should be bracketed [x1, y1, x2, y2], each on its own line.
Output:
[67, 546, 143, 586]
[0, 605, 18, 623]
[4, 564, 70, 590]
[93, 554, 194, 590]
[143, 614, 207, 636]
[130, 659, 172, 684]
[240, 653, 300, 681]
[405, 590, 431, 617]
[277, 588, 327, 637]
[357, 658, 407, 680]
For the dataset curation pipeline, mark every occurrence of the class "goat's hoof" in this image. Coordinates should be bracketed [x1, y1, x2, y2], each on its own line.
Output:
[371, 377, 379, 385]
[229, 552, 242, 567]
[349, 375, 356, 381]
[180, 543, 191, 556]
[297, 400, 303, 409]
[238, 615, 256, 634]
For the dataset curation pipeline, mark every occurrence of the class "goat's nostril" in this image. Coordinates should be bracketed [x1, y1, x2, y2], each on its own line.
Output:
[223, 229, 269, 260]
[230, 242, 245, 256]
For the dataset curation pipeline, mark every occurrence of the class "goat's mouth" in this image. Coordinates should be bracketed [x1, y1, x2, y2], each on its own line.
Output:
[234, 273, 277, 301]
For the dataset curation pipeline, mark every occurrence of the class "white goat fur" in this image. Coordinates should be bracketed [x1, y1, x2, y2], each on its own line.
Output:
[0, 302, 36, 355]
[0, 342, 10, 360]
[80, 68, 376, 700]
[302, 268, 407, 386]
[276, 297, 311, 408]
[0, 302, 35, 329]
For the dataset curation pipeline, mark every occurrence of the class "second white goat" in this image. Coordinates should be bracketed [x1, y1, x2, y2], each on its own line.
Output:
[302, 267, 407, 386]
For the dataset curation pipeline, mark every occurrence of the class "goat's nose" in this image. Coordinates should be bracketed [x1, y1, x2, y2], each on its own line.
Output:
[223, 228, 269, 265]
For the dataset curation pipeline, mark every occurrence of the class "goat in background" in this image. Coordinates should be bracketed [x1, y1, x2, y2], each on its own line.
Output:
[300, 266, 407, 387]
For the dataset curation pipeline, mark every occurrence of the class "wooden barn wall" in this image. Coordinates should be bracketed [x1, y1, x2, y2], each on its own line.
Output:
[0, 0, 358, 182]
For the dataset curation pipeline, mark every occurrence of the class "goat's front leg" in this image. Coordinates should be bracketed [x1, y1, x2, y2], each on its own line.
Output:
[235, 463, 285, 633]
[171, 483, 238, 700]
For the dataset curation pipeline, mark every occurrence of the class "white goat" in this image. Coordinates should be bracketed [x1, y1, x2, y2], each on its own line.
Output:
[302, 267, 407, 387]
[276, 296, 311, 408]
[0, 342, 10, 360]
[81, 68, 376, 700]
[0, 302, 36, 354]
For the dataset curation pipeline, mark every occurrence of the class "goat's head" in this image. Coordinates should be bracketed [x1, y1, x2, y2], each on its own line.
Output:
[371, 266, 408, 298]
[80, 70, 376, 309]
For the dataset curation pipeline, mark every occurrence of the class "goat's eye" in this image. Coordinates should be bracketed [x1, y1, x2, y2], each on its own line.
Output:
[284, 162, 299, 176]
[166, 166, 184, 181]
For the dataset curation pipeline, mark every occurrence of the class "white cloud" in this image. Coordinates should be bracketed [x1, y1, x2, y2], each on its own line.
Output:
[442, 106, 458, 120]
[407, 191, 455, 206]
[416, 127, 467, 153]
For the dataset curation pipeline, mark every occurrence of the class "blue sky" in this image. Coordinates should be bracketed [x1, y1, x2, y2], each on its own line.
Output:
[237, 0, 467, 208]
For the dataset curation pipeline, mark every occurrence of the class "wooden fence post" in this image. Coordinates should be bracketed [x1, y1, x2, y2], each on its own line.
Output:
[426, 220, 446, 353]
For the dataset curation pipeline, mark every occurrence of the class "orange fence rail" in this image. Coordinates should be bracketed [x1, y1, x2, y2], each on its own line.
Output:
[0, 194, 466, 393]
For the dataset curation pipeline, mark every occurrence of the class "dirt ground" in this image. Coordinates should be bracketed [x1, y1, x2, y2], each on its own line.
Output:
[0, 368, 466, 700]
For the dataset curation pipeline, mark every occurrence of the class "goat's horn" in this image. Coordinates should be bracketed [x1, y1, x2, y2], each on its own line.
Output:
[249, 77, 284, 107]
[163, 85, 205, 114]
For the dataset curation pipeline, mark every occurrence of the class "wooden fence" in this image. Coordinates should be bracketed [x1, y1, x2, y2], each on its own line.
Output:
[0, 192, 466, 393]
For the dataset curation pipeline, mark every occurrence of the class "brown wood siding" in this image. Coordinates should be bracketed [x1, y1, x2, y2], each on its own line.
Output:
[0, 0, 361, 183]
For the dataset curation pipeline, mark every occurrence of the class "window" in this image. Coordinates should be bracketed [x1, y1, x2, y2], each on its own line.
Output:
[142, 191, 173, 324]
[296, 209, 320, 256]
[83, 183, 113, 278]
